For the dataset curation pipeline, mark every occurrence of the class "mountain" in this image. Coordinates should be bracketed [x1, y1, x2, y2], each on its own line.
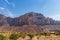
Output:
[0, 12, 60, 33]
[7, 12, 60, 26]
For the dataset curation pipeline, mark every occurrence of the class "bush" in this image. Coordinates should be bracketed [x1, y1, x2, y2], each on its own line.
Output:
[40, 32, 50, 36]
[28, 32, 35, 39]
[0, 34, 6, 40]
[9, 33, 20, 40]
[19, 33, 26, 38]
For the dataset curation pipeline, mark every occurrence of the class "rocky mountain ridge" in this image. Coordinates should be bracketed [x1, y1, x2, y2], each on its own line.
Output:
[0, 12, 60, 26]
[0, 12, 60, 33]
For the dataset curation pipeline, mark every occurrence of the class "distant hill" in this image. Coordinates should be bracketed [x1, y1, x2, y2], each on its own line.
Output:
[0, 12, 60, 33]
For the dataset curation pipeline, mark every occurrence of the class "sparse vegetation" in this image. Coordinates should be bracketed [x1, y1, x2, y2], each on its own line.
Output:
[27, 32, 35, 40]
[19, 33, 26, 38]
[9, 33, 20, 40]
[0, 34, 6, 40]
[0, 32, 60, 40]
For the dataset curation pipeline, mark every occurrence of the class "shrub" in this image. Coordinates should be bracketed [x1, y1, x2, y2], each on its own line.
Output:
[19, 33, 26, 38]
[28, 32, 35, 40]
[40, 32, 50, 36]
[0, 34, 6, 40]
[9, 33, 20, 40]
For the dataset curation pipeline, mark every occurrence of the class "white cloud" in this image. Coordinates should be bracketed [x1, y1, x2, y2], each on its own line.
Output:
[53, 15, 60, 20]
[0, 8, 14, 17]
[2, 0, 15, 17]
[5, 0, 9, 4]
[7, 10, 14, 17]
[0, 7, 5, 10]
[4, 9, 14, 17]
[49, 14, 60, 20]
[11, 3, 15, 8]
[4, 0, 15, 8]
[0, 0, 14, 17]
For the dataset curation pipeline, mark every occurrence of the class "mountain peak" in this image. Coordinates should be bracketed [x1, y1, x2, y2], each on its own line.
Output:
[24, 12, 44, 17]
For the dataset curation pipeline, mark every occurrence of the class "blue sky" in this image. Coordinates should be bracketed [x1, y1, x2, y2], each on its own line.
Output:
[0, 0, 60, 20]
